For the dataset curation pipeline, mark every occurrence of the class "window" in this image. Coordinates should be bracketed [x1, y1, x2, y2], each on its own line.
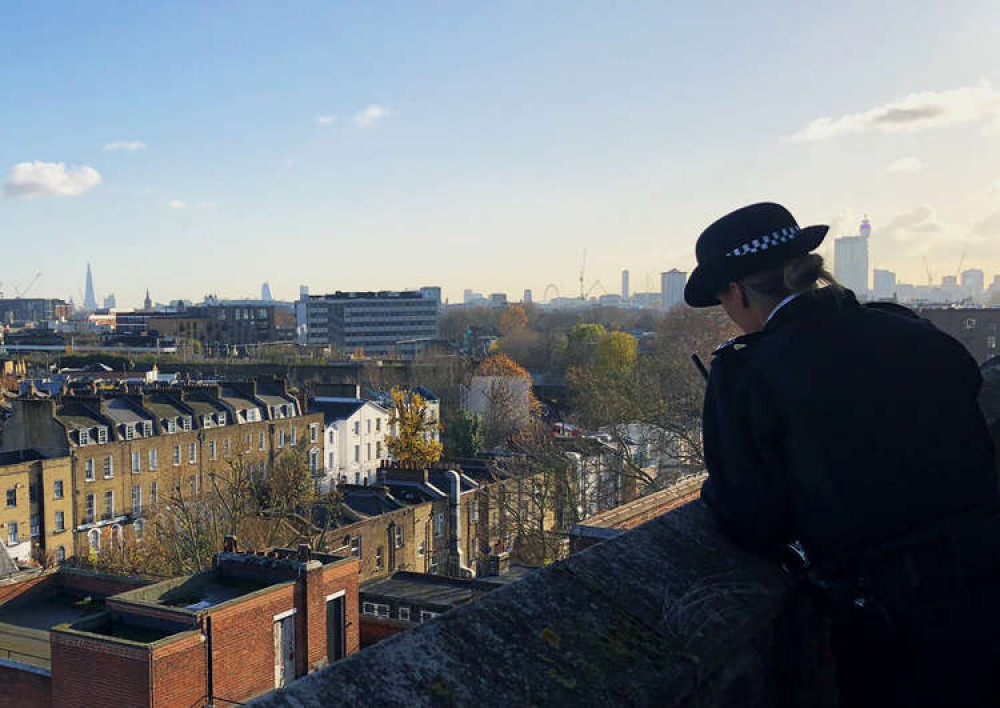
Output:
[103, 456, 114, 478]
[245, 433, 252, 451]
[470, 503, 479, 524]
[395, 526, 403, 548]
[218, 412, 227, 426]
[376, 418, 382, 433]
[142, 420, 153, 437]
[132, 485, 142, 514]
[54, 511, 65, 532]
[181, 416, 192, 431]
[328, 452, 335, 469]
[54, 480, 64, 499]
[31, 514, 40, 538]
[417, 540, 425, 557]
[56, 546, 66, 563]
[989, 336, 997, 350]
[132, 451, 141, 473]
[149, 449, 158, 470]
[290, 427, 297, 445]
[350, 536, 361, 557]
[173, 445, 181, 466]
[278, 430, 285, 449]
[30, 484, 38, 503]
[259, 431, 265, 451]
[97, 427, 108, 444]
[85, 459, 95, 481]
[434, 513, 444, 537]
[5, 488, 15, 508]
[375, 545, 384, 570]
[7, 522, 18, 545]
[376, 441, 382, 459]
[354, 445, 360, 463]
[310, 424, 318, 443]
[366, 443, 371, 461]
[189, 442, 197, 464]
[420, 610, 439, 623]
[124, 424, 134, 441]
[150, 482, 158, 506]
[210, 440, 217, 460]
[353, 421, 360, 436]
[310, 449, 319, 474]
[398, 606, 411, 621]
[366, 419, 371, 435]
[964, 318, 977, 330]
[328, 430, 334, 444]
[362, 602, 375, 616]
[103, 490, 114, 519]
[85, 494, 95, 523]
[223, 438, 231, 458]
[165, 418, 177, 434]
[134, 519, 145, 541]
[189, 476, 197, 495]
[362, 602, 390, 618]
[79, 429, 90, 445]
[88, 529, 100, 551]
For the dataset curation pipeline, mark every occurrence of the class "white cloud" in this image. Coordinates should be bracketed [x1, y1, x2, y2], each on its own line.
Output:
[4, 161, 102, 198]
[886, 156, 924, 174]
[353, 104, 389, 127]
[316, 114, 336, 125]
[104, 140, 147, 151]
[166, 200, 188, 210]
[792, 81, 1000, 141]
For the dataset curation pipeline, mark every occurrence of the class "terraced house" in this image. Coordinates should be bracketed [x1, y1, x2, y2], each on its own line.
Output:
[0, 380, 323, 562]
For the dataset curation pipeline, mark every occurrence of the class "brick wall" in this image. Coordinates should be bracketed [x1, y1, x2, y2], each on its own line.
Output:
[0, 661, 51, 708]
[51, 633, 152, 708]
[151, 631, 206, 708]
[359, 616, 408, 648]
[209, 583, 296, 704]
[57, 567, 150, 597]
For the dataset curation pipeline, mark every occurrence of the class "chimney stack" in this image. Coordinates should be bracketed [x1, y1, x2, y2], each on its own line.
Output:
[223, 535, 237, 553]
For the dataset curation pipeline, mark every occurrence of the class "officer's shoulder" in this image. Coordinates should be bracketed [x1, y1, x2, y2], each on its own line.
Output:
[712, 332, 764, 360]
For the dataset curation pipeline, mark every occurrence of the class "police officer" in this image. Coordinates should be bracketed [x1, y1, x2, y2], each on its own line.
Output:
[686, 202, 999, 707]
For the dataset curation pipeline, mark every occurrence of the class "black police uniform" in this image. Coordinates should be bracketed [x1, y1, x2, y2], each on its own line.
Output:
[701, 287, 1000, 707]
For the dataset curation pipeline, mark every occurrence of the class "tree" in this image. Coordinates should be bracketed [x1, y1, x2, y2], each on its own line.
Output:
[447, 409, 483, 458]
[561, 323, 606, 370]
[499, 305, 529, 336]
[594, 331, 638, 379]
[386, 386, 443, 465]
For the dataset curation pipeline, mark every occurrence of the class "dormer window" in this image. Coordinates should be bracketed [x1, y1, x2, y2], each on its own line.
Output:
[180, 416, 192, 431]
[217, 412, 227, 426]
[124, 424, 134, 441]
[142, 421, 153, 437]
[78, 429, 90, 445]
[97, 427, 108, 444]
[203, 415, 213, 428]
[165, 418, 177, 434]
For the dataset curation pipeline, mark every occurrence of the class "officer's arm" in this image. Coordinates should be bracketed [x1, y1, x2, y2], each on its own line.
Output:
[700, 354, 787, 556]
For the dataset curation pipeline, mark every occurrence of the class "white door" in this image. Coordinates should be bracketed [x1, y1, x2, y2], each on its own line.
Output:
[274, 615, 296, 688]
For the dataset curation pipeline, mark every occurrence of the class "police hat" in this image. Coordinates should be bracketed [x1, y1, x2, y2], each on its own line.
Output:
[684, 202, 828, 308]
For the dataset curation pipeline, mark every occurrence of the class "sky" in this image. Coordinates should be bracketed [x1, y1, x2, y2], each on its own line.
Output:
[2, 1, 1000, 307]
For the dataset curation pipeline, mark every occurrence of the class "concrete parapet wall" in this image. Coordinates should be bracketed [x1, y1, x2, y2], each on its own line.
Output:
[251, 501, 836, 708]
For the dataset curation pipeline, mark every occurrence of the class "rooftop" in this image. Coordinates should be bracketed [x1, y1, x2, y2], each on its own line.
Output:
[360, 572, 494, 610]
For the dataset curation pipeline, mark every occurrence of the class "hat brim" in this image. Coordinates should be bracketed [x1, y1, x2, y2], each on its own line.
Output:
[683, 224, 828, 308]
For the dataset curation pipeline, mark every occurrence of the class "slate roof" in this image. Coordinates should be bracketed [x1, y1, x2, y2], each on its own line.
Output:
[308, 400, 366, 425]
[341, 486, 405, 517]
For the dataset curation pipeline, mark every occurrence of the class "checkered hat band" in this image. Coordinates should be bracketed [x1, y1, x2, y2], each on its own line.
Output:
[724, 226, 801, 258]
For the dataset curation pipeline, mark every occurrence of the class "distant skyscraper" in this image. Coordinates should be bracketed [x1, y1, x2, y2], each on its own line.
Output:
[84, 263, 98, 311]
[621, 270, 630, 301]
[834, 217, 870, 296]
[103, 294, 117, 310]
[143, 289, 152, 310]
[872, 269, 896, 300]
[660, 269, 687, 311]
[261, 282, 273, 301]
[960, 269, 985, 302]
[523, 289, 533, 305]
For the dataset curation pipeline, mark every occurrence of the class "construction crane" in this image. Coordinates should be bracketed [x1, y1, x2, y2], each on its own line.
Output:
[923, 256, 935, 286]
[16, 271, 41, 297]
[584, 280, 607, 298]
[579, 249, 587, 300]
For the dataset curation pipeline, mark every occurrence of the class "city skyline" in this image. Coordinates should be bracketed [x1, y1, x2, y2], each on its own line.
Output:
[3, 2, 1000, 306]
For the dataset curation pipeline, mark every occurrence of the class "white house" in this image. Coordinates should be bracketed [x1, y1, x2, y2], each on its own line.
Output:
[308, 396, 391, 490]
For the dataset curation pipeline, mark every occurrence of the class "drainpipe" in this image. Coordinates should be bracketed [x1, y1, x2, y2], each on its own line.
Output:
[447, 470, 473, 578]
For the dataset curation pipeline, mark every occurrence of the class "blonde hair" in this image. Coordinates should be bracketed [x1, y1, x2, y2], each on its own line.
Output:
[741, 253, 841, 306]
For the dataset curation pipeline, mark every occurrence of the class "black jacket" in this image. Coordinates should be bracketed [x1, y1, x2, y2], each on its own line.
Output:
[701, 288, 997, 565]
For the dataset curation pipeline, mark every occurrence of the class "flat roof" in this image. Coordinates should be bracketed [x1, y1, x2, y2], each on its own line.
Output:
[0, 591, 100, 669]
[360, 572, 489, 610]
[116, 573, 271, 612]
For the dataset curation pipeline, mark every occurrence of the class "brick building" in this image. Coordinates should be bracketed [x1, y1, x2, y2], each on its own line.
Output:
[918, 307, 1000, 363]
[0, 543, 359, 707]
[0, 380, 323, 562]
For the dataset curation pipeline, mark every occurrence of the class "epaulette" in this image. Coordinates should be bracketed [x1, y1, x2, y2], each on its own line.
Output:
[712, 332, 761, 357]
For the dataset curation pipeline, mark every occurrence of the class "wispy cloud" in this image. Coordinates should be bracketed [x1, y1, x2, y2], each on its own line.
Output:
[886, 156, 924, 174]
[104, 140, 147, 151]
[166, 200, 188, 210]
[316, 114, 336, 125]
[353, 104, 389, 127]
[792, 81, 1000, 141]
[4, 161, 102, 198]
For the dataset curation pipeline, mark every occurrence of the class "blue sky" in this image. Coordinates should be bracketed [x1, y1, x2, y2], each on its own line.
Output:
[3, 1, 1000, 306]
